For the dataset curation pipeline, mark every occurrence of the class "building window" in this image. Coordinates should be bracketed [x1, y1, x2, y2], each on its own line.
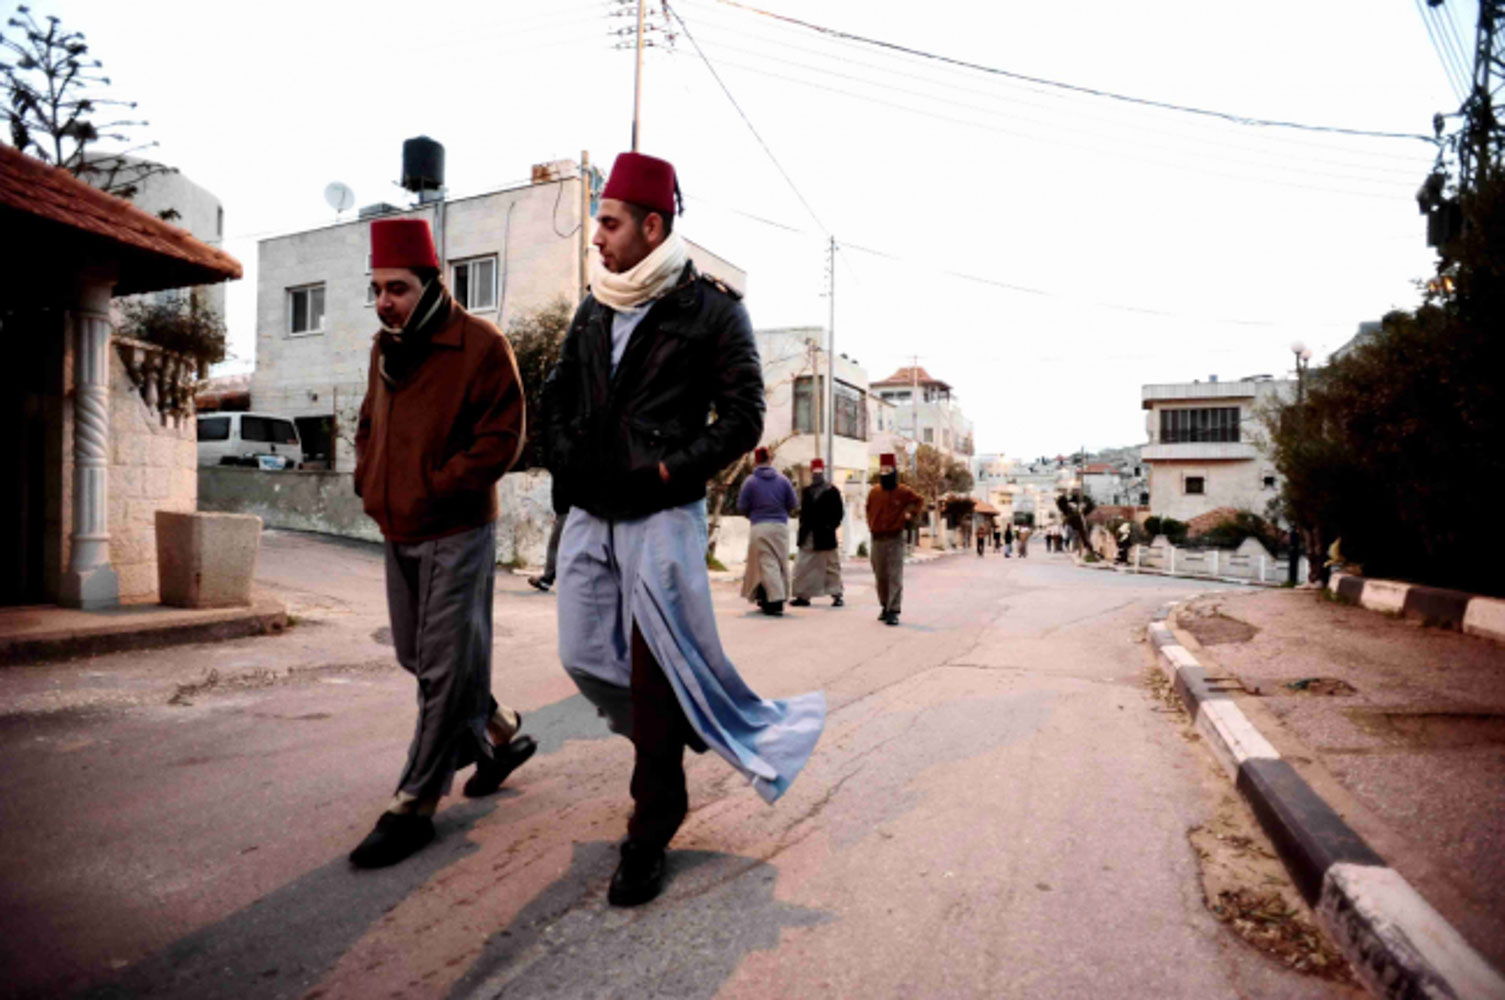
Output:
[365, 252, 376, 306]
[451, 255, 498, 311]
[834, 380, 865, 440]
[1160, 406, 1240, 444]
[1185, 476, 1205, 495]
[923, 428, 934, 444]
[288, 283, 326, 335]
[793, 375, 816, 434]
[1263, 474, 1277, 488]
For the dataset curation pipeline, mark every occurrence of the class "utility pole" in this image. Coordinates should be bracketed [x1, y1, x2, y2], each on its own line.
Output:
[631, 0, 646, 151]
[578, 150, 591, 300]
[825, 235, 836, 482]
[1457, 0, 1502, 193]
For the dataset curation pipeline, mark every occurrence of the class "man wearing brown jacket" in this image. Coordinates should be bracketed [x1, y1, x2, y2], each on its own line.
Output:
[348, 217, 537, 868]
[865, 452, 924, 626]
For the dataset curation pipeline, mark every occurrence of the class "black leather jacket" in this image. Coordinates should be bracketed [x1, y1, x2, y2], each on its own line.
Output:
[544, 261, 765, 521]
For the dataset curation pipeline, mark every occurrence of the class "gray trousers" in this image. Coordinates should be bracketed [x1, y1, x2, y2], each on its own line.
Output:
[793, 540, 842, 599]
[385, 520, 499, 801]
[870, 533, 905, 615]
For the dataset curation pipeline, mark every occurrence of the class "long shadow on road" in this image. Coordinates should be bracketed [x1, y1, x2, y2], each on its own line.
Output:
[449, 842, 831, 1000]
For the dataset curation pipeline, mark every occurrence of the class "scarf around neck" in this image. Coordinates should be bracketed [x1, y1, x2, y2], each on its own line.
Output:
[590, 230, 690, 311]
[378, 279, 452, 386]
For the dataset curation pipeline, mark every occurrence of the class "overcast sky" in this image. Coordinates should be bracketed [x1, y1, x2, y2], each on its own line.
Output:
[21, 0, 1470, 458]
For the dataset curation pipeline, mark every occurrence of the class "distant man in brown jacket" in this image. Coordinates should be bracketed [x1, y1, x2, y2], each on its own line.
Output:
[865, 452, 924, 626]
[348, 217, 537, 868]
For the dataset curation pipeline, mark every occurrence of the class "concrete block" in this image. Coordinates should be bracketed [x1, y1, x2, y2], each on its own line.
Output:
[1463, 597, 1505, 644]
[143, 466, 171, 500]
[155, 511, 262, 608]
[1359, 579, 1409, 615]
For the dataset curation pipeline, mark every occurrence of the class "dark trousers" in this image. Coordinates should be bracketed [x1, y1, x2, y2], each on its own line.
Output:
[627, 626, 703, 848]
[540, 511, 567, 583]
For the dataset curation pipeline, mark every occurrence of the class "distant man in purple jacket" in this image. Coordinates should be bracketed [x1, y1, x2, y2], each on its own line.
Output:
[737, 446, 798, 615]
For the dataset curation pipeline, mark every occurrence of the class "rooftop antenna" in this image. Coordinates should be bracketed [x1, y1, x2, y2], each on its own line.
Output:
[323, 181, 356, 219]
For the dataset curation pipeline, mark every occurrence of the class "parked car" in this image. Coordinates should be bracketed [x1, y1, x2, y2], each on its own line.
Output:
[197, 412, 304, 469]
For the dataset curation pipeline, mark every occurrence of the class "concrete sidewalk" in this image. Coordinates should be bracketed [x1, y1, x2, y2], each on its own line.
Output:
[1163, 587, 1505, 996]
[0, 593, 287, 665]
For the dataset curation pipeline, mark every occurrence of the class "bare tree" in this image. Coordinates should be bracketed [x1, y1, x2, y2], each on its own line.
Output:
[2, 4, 174, 205]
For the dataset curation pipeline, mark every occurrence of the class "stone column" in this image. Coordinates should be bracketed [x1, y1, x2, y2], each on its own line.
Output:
[60, 276, 119, 610]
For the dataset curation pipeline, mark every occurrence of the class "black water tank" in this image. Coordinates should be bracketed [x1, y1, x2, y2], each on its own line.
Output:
[402, 136, 444, 193]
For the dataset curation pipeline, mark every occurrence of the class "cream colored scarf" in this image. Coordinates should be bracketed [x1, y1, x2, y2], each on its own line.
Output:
[590, 231, 690, 310]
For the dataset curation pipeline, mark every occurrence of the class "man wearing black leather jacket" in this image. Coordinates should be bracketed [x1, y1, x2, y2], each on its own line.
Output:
[545, 152, 826, 909]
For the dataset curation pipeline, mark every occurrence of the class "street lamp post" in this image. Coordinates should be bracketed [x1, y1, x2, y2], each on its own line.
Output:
[1287, 342, 1313, 584]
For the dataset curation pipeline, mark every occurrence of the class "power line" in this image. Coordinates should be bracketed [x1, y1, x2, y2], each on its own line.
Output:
[1419, 0, 1475, 101]
[666, 48, 1420, 201]
[669, 29, 1429, 188]
[675, 1, 1434, 173]
[663, 0, 828, 234]
[708, 0, 1438, 144]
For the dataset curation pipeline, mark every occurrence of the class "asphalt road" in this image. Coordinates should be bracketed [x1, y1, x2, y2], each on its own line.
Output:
[0, 531, 1356, 999]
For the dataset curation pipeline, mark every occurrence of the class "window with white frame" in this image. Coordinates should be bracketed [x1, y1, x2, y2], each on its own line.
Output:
[365, 252, 375, 306]
[451, 255, 498, 311]
[288, 283, 326, 335]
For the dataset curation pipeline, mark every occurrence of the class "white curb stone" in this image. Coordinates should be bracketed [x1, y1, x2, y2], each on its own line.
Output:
[1463, 597, 1505, 645]
[1360, 579, 1411, 615]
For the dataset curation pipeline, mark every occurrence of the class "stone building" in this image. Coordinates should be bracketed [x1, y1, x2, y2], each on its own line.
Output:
[252, 161, 742, 472]
[1140, 377, 1293, 523]
[754, 328, 872, 485]
[869, 365, 975, 463]
[0, 144, 241, 608]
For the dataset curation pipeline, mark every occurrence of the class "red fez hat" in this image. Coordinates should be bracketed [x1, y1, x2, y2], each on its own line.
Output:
[811, 458, 825, 471]
[370, 218, 439, 270]
[754, 446, 770, 464]
[601, 152, 677, 217]
[879, 453, 897, 467]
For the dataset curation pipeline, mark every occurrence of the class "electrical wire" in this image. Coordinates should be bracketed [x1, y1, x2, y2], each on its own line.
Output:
[1420, 0, 1475, 100]
[705, 0, 1437, 144]
[1432, 1, 1480, 90]
[674, 3, 1435, 176]
[670, 29, 1430, 188]
[663, 0, 829, 234]
[665, 48, 1419, 202]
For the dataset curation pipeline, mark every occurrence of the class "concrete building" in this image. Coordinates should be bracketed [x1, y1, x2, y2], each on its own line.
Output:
[252, 158, 743, 471]
[870, 365, 975, 463]
[1140, 377, 1293, 523]
[754, 328, 871, 488]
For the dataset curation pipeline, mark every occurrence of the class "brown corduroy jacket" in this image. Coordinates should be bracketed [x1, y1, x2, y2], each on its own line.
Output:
[865, 482, 924, 537]
[354, 302, 525, 543]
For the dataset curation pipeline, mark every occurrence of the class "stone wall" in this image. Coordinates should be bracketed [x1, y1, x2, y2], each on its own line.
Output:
[1134, 534, 1307, 585]
[198, 466, 561, 567]
[106, 350, 197, 600]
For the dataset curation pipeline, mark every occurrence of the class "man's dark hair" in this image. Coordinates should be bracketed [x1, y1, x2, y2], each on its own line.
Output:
[411, 266, 440, 286]
[625, 202, 675, 237]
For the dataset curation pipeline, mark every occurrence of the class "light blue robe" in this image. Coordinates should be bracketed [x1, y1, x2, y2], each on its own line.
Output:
[556, 500, 825, 803]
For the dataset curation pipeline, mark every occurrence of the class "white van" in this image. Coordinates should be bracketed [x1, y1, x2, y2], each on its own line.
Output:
[197, 412, 304, 469]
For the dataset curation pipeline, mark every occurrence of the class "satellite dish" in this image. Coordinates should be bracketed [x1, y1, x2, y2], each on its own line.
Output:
[324, 181, 356, 215]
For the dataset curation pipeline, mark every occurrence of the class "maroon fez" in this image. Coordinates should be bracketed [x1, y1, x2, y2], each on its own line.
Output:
[601, 152, 677, 217]
[879, 453, 897, 468]
[370, 218, 439, 270]
[811, 458, 825, 471]
[755, 446, 771, 464]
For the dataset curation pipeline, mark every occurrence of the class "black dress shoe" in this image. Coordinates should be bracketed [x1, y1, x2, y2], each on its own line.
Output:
[349, 812, 435, 868]
[609, 840, 666, 907]
[527, 575, 552, 592]
[831, 595, 844, 607]
[884, 613, 900, 626]
[789, 597, 812, 607]
[463, 734, 538, 798]
[761, 600, 784, 616]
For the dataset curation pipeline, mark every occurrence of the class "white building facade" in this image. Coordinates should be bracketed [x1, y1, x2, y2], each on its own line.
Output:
[869, 365, 975, 464]
[1140, 378, 1293, 523]
[754, 328, 872, 488]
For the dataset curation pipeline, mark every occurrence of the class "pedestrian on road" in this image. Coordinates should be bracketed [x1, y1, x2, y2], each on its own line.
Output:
[349, 217, 538, 869]
[866, 453, 924, 626]
[1004, 523, 1014, 557]
[544, 152, 826, 908]
[1018, 525, 1030, 558]
[976, 518, 987, 557]
[528, 472, 570, 593]
[791, 457, 845, 607]
[738, 446, 798, 616]
[993, 525, 1002, 552]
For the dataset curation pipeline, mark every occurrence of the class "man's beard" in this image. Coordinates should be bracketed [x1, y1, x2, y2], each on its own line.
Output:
[880, 471, 898, 490]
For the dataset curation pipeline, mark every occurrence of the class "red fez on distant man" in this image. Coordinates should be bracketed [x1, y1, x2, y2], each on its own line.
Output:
[602, 152, 677, 217]
[370, 218, 439, 270]
[811, 458, 825, 472]
[879, 453, 897, 469]
[755, 446, 770, 464]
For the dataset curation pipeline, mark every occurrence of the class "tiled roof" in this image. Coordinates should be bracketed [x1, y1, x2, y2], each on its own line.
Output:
[1185, 507, 1240, 535]
[872, 365, 950, 389]
[0, 144, 241, 293]
[1083, 463, 1117, 474]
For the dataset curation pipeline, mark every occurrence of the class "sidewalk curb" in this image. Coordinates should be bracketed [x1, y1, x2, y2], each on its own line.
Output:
[1075, 553, 1287, 588]
[1148, 601, 1505, 1000]
[0, 595, 288, 665]
[1328, 571, 1505, 645]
